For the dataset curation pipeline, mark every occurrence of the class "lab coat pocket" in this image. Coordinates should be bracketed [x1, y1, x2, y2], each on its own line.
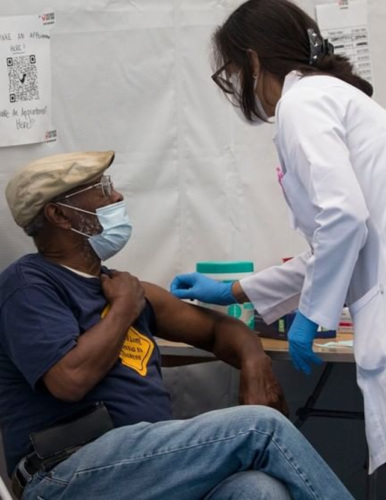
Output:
[350, 284, 386, 371]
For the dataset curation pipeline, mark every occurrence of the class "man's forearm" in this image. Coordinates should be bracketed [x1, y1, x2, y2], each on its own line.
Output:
[209, 313, 269, 369]
[209, 313, 288, 415]
[43, 302, 138, 401]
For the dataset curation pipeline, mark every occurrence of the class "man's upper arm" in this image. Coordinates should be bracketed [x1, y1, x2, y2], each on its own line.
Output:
[142, 282, 216, 350]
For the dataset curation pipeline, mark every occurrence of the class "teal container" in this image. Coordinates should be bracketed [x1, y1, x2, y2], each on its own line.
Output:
[196, 261, 255, 329]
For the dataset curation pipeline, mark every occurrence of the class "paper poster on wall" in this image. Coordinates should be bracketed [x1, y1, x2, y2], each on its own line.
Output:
[316, 0, 373, 84]
[0, 11, 56, 148]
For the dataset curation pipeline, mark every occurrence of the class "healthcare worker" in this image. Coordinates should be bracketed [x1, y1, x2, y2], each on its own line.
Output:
[170, 0, 386, 474]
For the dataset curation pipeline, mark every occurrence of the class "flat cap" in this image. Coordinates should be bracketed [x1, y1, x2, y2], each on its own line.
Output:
[5, 150, 115, 227]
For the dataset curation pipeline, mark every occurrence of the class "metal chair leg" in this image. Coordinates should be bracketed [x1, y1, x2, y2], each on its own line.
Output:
[0, 475, 14, 500]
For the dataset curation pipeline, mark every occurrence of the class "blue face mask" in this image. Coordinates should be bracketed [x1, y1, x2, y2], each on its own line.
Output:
[57, 200, 133, 261]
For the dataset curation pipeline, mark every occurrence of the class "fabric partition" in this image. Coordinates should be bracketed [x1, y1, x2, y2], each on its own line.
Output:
[1, 3, 386, 496]
[0, 0, 308, 283]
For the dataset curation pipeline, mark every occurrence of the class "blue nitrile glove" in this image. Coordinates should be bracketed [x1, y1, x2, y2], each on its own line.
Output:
[170, 272, 236, 305]
[288, 311, 323, 374]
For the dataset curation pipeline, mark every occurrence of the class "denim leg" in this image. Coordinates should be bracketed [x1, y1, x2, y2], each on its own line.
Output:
[204, 471, 292, 500]
[24, 406, 353, 500]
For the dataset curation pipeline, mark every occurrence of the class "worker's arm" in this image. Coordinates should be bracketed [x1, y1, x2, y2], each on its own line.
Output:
[169, 255, 309, 322]
[143, 282, 288, 415]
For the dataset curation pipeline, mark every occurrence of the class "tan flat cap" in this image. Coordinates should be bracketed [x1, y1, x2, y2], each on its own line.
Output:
[5, 150, 115, 227]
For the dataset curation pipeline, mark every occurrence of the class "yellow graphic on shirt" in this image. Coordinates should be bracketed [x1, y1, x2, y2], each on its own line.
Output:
[101, 305, 154, 376]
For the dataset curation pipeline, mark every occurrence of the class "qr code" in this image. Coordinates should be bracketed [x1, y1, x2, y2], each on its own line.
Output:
[7, 55, 39, 103]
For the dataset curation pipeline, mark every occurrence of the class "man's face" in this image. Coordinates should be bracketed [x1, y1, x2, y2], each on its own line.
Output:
[56, 175, 123, 236]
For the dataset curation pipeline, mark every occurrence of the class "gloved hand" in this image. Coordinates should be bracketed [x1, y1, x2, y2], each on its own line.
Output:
[170, 272, 236, 305]
[288, 311, 323, 374]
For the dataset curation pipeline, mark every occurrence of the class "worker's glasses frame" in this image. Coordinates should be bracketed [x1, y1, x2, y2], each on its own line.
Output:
[60, 175, 114, 200]
[211, 61, 235, 94]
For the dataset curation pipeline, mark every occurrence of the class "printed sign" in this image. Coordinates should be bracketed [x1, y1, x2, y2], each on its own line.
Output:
[316, 0, 373, 84]
[0, 12, 56, 147]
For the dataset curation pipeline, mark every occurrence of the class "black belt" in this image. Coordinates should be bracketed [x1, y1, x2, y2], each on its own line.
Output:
[11, 402, 114, 499]
[11, 444, 86, 499]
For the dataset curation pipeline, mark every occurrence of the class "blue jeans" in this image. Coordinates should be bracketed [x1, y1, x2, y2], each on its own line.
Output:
[23, 406, 353, 499]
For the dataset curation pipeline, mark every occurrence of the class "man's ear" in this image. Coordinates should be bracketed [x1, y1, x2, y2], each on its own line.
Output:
[43, 202, 72, 229]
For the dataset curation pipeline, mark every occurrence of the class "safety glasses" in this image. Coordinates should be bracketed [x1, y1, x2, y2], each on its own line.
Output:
[60, 175, 114, 200]
[211, 61, 235, 94]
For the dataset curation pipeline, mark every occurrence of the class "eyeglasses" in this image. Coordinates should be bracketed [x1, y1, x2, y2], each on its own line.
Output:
[211, 61, 235, 94]
[60, 175, 114, 200]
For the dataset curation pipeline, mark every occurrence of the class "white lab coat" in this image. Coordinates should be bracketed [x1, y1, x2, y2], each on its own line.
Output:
[240, 71, 386, 473]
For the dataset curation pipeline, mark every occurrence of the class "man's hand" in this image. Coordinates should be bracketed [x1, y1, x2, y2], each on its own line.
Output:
[170, 272, 236, 305]
[239, 355, 289, 417]
[288, 311, 323, 374]
[101, 270, 145, 322]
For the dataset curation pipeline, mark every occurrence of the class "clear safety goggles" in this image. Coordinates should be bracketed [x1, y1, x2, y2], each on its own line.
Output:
[60, 175, 114, 200]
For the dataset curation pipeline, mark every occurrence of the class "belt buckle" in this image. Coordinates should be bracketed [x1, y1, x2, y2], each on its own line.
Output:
[11, 456, 33, 499]
[18, 456, 33, 484]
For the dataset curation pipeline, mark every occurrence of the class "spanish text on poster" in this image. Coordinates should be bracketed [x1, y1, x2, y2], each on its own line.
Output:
[0, 12, 56, 147]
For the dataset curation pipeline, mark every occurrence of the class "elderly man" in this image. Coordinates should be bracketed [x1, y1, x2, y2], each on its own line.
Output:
[0, 151, 353, 500]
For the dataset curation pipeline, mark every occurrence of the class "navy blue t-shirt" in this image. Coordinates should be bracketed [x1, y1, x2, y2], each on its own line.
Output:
[0, 253, 172, 475]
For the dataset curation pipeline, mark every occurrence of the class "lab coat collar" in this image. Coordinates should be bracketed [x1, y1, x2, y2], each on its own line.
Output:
[273, 71, 303, 119]
[273, 71, 303, 141]
[280, 70, 303, 97]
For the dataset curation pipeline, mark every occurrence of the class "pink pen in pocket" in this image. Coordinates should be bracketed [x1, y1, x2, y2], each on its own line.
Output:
[276, 165, 284, 186]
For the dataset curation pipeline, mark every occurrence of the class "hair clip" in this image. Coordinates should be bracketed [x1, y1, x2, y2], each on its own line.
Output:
[307, 28, 334, 66]
[307, 28, 322, 66]
[322, 38, 334, 57]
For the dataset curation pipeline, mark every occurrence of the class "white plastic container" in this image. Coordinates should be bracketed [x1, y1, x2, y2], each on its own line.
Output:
[338, 307, 354, 334]
[196, 261, 255, 329]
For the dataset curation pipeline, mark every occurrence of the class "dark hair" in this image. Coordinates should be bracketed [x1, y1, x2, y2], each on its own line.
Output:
[212, 0, 373, 121]
[23, 212, 45, 237]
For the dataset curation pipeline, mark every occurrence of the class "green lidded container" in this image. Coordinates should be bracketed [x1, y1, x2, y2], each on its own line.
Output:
[196, 261, 255, 329]
[196, 261, 254, 275]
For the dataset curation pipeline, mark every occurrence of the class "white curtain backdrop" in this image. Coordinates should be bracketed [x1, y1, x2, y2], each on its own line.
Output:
[0, 0, 385, 286]
[1, 2, 385, 496]
[0, 0, 309, 283]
